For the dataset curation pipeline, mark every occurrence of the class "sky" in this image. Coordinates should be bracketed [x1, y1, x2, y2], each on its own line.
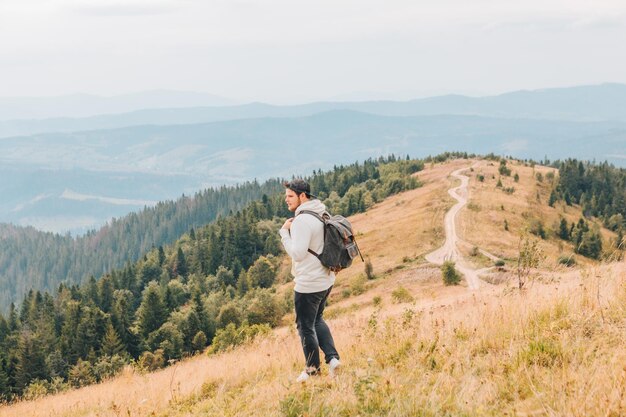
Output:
[1, 0, 625, 103]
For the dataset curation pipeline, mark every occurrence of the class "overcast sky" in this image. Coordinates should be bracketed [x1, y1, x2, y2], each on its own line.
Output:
[1, 0, 625, 103]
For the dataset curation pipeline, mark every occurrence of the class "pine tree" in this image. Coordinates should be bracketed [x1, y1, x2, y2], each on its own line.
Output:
[577, 228, 603, 259]
[137, 282, 168, 338]
[98, 275, 115, 313]
[558, 218, 570, 240]
[175, 247, 188, 279]
[84, 276, 100, 306]
[0, 355, 10, 400]
[8, 302, 19, 332]
[158, 246, 166, 266]
[236, 271, 249, 296]
[15, 331, 48, 391]
[101, 322, 124, 357]
[548, 190, 557, 207]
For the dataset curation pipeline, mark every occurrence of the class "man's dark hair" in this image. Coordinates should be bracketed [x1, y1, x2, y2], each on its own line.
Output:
[284, 179, 317, 199]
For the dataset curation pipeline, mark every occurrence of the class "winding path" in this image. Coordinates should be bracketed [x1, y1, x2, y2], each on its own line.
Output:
[425, 166, 494, 290]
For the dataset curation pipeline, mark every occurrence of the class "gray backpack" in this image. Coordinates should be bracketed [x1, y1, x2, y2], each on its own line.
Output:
[298, 210, 364, 272]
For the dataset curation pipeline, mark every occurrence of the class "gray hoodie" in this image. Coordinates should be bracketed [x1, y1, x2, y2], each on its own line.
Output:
[279, 199, 336, 293]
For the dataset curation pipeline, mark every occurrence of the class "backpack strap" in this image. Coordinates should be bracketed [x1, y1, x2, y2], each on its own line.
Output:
[296, 210, 327, 259]
[297, 210, 325, 223]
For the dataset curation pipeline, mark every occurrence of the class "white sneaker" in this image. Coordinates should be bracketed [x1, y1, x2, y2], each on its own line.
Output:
[296, 371, 310, 383]
[328, 358, 341, 377]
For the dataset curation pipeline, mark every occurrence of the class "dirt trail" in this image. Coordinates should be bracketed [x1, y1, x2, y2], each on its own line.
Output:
[425, 166, 493, 290]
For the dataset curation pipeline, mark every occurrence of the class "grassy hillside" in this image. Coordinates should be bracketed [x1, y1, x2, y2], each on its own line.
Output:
[3, 158, 624, 417]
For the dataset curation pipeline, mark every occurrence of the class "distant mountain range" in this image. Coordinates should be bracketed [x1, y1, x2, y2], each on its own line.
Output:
[1, 83, 625, 234]
[2, 83, 626, 138]
[0, 90, 237, 121]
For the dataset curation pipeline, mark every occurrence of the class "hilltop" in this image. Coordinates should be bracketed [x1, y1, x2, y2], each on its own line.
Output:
[2, 157, 624, 417]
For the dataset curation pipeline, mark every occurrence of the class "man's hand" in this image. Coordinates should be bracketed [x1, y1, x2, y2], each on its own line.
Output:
[282, 218, 294, 230]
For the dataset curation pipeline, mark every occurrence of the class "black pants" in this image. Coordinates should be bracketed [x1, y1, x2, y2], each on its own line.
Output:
[294, 286, 339, 373]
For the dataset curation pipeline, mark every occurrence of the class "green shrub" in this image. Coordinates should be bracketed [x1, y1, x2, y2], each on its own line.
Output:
[137, 349, 165, 372]
[93, 354, 126, 381]
[529, 219, 546, 239]
[557, 255, 576, 267]
[351, 274, 366, 295]
[391, 286, 414, 303]
[22, 379, 48, 400]
[520, 338, 563, 367]
[208, 321, 271, 354]
[192, 331, 208, 352]
[68, 359, 96, 387]
[495, 259, 505, 267]
[442, 261, 462, 286]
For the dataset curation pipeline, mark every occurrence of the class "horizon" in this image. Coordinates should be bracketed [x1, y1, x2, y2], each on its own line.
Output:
[0, 81, 624, 105]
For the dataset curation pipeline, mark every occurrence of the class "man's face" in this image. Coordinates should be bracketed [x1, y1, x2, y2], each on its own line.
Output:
[285, 189, 302, 212]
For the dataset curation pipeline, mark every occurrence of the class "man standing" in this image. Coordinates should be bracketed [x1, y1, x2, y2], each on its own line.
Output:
[280, 179, 341, 382]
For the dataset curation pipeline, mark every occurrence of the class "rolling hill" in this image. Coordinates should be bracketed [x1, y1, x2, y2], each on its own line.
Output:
[1, 157, 623, 417]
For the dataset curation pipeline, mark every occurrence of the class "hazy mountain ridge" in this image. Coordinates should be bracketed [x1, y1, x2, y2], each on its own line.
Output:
[2, 110, 625, 233]
[0, 90, 237, 122]
[2, 83, 626, 138]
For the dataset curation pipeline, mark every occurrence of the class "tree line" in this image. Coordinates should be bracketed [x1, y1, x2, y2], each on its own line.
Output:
[0, 181, 287, 313]
[549, 159, 625, 252]
[0, 156, 422, 401]
[551, 159, 626, 228]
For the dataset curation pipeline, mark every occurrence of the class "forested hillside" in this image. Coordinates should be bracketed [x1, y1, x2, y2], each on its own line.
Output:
[550, 159, 626, 251]
[0, 156, 423, 401]
[0, 181, 286, 312]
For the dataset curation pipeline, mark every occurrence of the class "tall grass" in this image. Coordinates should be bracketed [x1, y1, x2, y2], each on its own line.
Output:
[163, 265, 625, 417]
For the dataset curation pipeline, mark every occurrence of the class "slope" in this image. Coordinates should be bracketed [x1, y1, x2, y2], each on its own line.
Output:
[2, 158, 624, 417]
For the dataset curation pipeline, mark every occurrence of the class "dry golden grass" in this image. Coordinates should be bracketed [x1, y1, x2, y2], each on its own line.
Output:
[3, 158, 624, 417]
[459, 160, 619, 268]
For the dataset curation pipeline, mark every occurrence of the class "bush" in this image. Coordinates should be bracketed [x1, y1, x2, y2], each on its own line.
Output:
[495, 259, 505, 267]
[576, 228, 603, 259]
[68, 359, 96, 388]
[192, 331, 208, 352]
[529, 219, 547, 239]
[208, 321, 271, 354]
[93, 354, 126, 381]
[217, 302, 244, 328]
[351, 274, 366, 295]
[147, 322, 184, 360]
[245, 289, 283, 327]
[137, 349, 165, 372]
[247, 256, 276, 289]
[391, 286, 414, 303]
[442, 261, 462, 286]
[22, 379, 48, 400]
[557, 255, 576, 267]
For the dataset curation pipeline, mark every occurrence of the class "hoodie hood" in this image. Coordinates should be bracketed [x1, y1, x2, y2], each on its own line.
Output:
[295, 199, 327, 216]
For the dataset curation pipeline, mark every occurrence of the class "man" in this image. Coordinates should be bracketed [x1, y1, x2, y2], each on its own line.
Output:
[279, 178, 341, 382]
